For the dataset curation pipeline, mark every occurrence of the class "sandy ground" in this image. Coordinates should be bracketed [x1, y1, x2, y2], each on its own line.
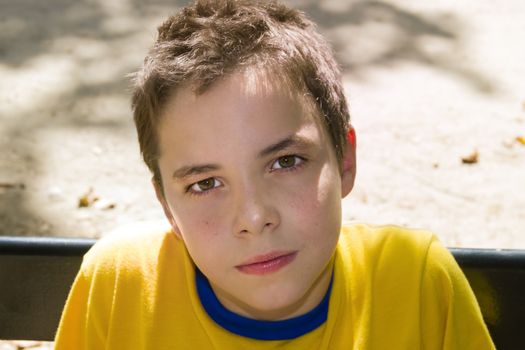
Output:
[1, 1, 525, 249]
[1, 0, 525, 347]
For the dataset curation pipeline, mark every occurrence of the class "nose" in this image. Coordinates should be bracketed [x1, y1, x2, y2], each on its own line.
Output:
[233, 181, 280, 236]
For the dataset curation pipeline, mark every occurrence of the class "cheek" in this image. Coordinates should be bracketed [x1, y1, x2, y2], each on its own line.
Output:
[282, 164, 342, 234]
[163, 193, 228, 258]
[174, 208, 228, 271]
[177, 206, 224, 239]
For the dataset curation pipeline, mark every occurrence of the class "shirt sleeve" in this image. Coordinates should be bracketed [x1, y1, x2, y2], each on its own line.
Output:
[55, 249, 116, 350]
[420, 237, 496, 350]
[55, 270, 104, 350]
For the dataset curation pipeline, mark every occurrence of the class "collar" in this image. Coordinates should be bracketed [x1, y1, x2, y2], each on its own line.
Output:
[195, 268, 333, 340]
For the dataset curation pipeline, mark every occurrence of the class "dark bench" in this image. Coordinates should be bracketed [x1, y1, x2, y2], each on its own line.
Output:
[1, 236, 525, 348]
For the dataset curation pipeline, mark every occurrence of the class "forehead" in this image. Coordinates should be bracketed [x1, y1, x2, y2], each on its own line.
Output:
[157, 70, 327, 159]
[163, 66, 317, 119]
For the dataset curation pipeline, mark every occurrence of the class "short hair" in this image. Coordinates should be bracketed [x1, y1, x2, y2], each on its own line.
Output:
[131, 0, 350, 186]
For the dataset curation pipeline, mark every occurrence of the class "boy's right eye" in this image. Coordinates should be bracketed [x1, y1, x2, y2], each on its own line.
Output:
[187, 177, 222, 195]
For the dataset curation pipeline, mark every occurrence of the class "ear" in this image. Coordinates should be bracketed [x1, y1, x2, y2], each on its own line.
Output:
[341, 126, 356, 198]
[152, 178, 183, 239]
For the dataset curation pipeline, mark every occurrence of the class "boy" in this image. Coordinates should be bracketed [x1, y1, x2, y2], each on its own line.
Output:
[55, 0, 495, 348]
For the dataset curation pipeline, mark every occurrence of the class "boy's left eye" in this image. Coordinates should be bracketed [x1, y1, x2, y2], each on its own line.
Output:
[271, 155, 304, 170]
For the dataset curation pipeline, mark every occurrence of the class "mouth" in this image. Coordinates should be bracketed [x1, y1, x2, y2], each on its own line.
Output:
[235, 251, 298, 275]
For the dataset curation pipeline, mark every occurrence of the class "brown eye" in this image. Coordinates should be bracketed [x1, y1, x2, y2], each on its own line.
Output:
[189, 178, 220, 193]
[278, 156, 296, 168]
[271, 155, 303, 171]
[197, 178, 215, 191]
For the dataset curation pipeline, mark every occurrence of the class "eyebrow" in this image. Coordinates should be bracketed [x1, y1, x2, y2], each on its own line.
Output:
[258, 134, 314, 158]
[172, 135, 314, 180]
[172, 164, 220, 180]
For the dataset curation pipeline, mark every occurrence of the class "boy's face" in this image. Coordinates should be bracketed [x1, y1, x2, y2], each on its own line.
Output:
[154, 70, 355, 320]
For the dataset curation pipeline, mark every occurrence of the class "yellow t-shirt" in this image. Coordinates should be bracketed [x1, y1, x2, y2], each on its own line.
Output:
[54, 224, 495, 349]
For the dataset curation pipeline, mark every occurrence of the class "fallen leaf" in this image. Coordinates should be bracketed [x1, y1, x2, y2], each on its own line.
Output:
[78, 188, 99, 208]
[516, 136, 525, 145]
[461, 150, 479, 164]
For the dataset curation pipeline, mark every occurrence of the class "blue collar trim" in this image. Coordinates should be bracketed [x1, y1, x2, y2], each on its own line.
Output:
[195, 268, 332, 340]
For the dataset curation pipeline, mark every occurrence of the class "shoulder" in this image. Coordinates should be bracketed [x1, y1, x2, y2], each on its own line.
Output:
[56, 221, 191, 346]
[336, 223, 449, 289]
[338, 223, 437, 264]
[336, 223, 465, 292]
[80, 220, 182, 278]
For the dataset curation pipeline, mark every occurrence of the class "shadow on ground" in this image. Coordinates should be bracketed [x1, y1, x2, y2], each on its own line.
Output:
[0, 0, 497, 236]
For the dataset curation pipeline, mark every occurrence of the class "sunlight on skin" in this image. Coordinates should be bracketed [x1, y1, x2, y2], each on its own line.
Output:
[155, 69, 355, 320]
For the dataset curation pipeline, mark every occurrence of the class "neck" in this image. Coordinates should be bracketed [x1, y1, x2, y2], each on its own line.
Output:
[211, 257, 335, 321]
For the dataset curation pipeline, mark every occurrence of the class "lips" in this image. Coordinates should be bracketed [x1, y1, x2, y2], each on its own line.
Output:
[235, 251, 298, 275]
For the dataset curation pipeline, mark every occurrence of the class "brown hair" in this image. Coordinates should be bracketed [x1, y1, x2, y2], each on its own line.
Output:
[131, 0, 350, 186]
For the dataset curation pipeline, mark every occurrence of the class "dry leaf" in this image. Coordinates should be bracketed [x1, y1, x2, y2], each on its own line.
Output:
[78, 188, 99, 208]
[461, 150, 479, 164]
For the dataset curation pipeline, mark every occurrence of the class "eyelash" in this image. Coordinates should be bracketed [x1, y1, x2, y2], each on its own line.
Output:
[185, 155, 307, 197]
[185, 178, 222, 197]
[269, 154, 307, 172]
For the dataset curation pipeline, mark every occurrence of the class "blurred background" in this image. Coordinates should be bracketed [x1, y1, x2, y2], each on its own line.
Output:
[1, 0, 524, 251]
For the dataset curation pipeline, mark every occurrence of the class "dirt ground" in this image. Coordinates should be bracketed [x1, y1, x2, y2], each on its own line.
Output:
[1, 0, 525, 347]
[1, 0, 525, 250]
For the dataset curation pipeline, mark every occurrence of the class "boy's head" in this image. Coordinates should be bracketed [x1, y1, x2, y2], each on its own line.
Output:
[131, 0, 351, 188]
[131, 0, 356, 321]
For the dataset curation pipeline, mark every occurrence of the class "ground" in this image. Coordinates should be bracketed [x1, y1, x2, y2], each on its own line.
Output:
[1, 0, 524, 248]
[1, 0, 525, 347]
